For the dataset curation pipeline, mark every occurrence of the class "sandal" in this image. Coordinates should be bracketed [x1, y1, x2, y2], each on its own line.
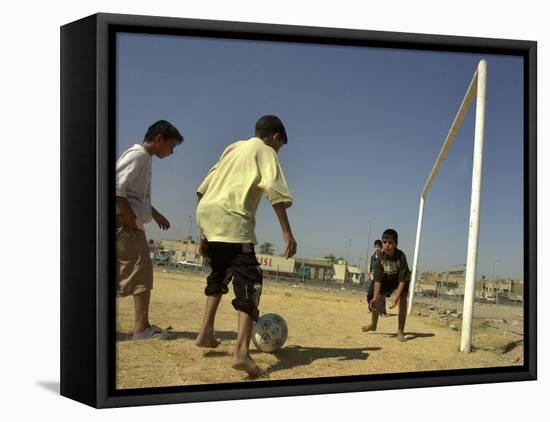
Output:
[132, 325, 174, 340]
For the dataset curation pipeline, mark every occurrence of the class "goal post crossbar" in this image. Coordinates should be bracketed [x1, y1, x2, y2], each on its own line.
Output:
[406, 59, 488, 353]
[421, 68, 480, 198]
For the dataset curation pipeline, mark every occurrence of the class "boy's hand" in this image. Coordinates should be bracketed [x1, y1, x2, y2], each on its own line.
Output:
[123, 215, 138, 231]
[199, 238, 208, 257]
[116, 196, 138, 230]
[370, 298, 379, 310]
[272, 203, 296, 258]
[283, 231, 297, 258]
[389, 299, 398, 309]
[153, 212, 170, 230]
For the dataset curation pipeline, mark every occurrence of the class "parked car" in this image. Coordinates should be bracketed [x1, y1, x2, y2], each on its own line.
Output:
[177, 260, 203, 269]
[151, 250, 171, 265]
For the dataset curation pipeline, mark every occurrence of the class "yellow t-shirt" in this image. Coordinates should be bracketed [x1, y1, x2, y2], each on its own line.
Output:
[197, 137, 293, 244]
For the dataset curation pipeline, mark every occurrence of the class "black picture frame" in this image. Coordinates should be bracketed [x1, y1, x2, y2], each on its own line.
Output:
[60, 12, 537, 408]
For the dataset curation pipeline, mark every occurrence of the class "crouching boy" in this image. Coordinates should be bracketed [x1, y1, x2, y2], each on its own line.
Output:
[362, 229, 410, 342]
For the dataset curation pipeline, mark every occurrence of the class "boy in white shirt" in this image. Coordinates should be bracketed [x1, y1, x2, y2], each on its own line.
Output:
[195, 115, 297, 378]
[116, 120, 183, 339]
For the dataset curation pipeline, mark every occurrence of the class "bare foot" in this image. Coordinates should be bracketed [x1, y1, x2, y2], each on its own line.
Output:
[362, 324, 377, 333]
[397, 331, 407, 342]
[195, 332, 221, 348]
[232, 354, 267, 378]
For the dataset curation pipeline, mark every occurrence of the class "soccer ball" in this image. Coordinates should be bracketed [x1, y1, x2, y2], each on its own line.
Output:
[252, 313, 288, 353]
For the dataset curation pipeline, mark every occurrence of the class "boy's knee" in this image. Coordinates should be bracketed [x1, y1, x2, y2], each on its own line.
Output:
[231, 298, 260, 321]
[205, 274, 230, 296]
[232, 273, 262, 319]
[205, 284, 229, 296]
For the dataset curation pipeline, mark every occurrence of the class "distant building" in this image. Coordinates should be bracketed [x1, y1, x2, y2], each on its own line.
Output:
[509, 280, 524, 302]
[256, 254, 296, 276]
[417, 265, 523, 302]
[448, 264, 466, 276]
[416, 272, 439, 294]
[157, 239, 205, 265]
[295, 257, 334, 281]
[480, 279, 523, 302]
[332, 260, 363, 284]
[253, 254, 361, 283]
[152, 241, 381, 287]
[347, 265, 362, 284]
[332, 261, 347, 283]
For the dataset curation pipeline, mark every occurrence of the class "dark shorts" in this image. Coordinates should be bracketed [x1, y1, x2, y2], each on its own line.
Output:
[379, 279, 410, 297]
[204, 241, 263, 321]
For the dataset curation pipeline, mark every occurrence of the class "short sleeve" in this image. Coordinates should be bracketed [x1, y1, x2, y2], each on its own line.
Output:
[115, 151, 144, 197]
[256, 148, 293, 207]
[374, 257, 383, 282]
[197, 162, 218, 196]
[197, 143, 236, 196]
[398, 252, 411, 282]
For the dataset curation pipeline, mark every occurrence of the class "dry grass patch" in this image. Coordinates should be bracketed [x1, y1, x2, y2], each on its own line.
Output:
[116, 271, 521, 389]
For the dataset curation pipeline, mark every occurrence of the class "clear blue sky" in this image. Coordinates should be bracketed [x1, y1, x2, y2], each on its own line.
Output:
[116, 32, 524, 280]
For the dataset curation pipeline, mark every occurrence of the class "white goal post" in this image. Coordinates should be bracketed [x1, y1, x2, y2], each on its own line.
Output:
[406, 59, 488, 353]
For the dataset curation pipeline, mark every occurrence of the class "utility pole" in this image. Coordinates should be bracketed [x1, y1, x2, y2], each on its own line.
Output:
[493, 259, 502, 305]
[186, 215, 192, 259]
[364, 221, 372, 283]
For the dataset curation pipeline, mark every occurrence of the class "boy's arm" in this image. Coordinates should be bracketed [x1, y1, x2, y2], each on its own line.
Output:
[370, 257, 383, 308]
[116, 152, 144, 230]
[390, 252, 410, 308]
[257, 150, 293, 208]
[273, 202, 297, 258]
[368, 257, 374, 280]
[196, 192, 208, 257]
[151, 206, 170, 230]
[389, 281, 407, 308]
[116, 196, 138, 230]
[370, 281, 382, 309]
[395, 281, 407, 299]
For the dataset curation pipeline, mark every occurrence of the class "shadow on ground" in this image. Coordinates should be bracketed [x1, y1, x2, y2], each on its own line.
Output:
[116, 330, 237, 342]
[202, 350, 231, 357]
[369, 332, 435, 341]
[36, 381, 59, 395]
[266, 345, 381, 373]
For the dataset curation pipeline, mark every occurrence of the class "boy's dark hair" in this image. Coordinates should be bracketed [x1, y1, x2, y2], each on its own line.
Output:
[382, 229, 398, 244]
[144, 120, 184, 143]
[374, 239, 382, 247]
[255, 115, 288, 144]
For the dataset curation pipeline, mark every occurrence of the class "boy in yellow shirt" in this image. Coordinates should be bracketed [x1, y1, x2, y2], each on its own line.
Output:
[195, 115, 297, 378]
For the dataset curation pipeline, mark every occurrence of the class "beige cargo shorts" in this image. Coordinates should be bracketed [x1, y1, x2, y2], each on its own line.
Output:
[116, 220, 153, 297]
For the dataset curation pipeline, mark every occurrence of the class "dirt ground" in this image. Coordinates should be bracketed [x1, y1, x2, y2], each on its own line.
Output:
[116, 271, 524, 389]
